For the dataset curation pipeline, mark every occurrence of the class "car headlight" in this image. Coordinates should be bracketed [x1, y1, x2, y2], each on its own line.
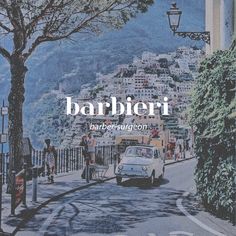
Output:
[118, 165, 123, 171]
[142, 166, 148, 171]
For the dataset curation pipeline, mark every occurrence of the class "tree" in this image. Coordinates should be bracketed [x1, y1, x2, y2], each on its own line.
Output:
[0, 0, 153, 173]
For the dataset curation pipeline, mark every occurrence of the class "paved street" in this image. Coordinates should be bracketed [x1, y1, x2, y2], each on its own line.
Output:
[17, 159, 235, 236]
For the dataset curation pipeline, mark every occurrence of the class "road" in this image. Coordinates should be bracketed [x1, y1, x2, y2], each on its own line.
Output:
[17, 159, 235, 236]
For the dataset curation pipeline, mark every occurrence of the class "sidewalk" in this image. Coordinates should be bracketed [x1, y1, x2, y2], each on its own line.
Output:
[0, 155, 194, 235]
[1, 164, 115, 235]
[165, 150, 194, 165]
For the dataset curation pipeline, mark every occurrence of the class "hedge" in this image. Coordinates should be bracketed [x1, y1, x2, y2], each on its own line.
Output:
[189, 40, 236, 222]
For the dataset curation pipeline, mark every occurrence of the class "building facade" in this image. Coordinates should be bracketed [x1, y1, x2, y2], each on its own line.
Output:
[206, 0, 236, 54]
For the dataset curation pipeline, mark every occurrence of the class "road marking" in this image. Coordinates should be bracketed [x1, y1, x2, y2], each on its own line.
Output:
[176, 192, 226, 236]
[169, 231, 193, 236]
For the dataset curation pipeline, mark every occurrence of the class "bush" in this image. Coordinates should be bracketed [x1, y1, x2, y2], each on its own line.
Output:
[190, 40, 236, 221]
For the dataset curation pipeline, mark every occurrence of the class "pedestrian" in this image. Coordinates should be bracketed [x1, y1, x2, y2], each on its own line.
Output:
[87, 132, 96, 164]
[80, 135, 93, 181]
[80, 135, 89, 161]
[174, 145, 179, 161]
[183, 142, 186, 159]
[43, 139, 57, 183]
[179, 144, 182, 159]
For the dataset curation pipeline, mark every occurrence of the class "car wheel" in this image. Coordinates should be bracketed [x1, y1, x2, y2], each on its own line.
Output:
[116, 176, 122, 185]
[147, 171, 155, 186]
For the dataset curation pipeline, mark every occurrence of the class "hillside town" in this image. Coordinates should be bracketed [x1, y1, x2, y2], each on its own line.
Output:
[58, 46, 204, 159]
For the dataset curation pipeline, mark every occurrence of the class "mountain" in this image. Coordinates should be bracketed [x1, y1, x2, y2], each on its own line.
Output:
[0, 0, 205, 147]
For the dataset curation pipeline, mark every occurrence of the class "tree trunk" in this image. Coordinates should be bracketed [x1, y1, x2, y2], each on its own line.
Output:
[8, 54, 28, 174]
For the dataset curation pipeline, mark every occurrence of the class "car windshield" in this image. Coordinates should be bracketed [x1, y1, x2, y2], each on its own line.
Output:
[125, 147, 153, 159]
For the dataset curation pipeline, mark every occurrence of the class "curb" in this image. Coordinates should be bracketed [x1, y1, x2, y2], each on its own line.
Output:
[164, 156, 195, 166]
[11, 176, 115, 236]
[10, 157, 195, 235]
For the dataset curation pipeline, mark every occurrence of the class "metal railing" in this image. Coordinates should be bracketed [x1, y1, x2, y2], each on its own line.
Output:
[32, 147, 85, 174]
[0, 153, 9, 184]
[1, 145, 119, 183]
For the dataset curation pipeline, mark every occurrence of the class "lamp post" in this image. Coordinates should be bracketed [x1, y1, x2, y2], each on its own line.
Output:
[167, 3, 210, 45]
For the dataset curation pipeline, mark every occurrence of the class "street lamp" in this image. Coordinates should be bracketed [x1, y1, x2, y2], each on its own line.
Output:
[166, 2, 182, 33]
[167, 3, 210, 45]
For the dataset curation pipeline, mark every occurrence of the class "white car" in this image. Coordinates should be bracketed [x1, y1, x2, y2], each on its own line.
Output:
[115, 145, 165, 185]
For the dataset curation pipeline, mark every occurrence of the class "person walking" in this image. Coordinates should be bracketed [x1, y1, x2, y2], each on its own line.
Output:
[179, 144, 182, 159]
[87, 133, 96, 164]
[43, 139, 57, 183]
[80, 135, 88, 161]
[80, 135, 93, 182]
[174, 145, 179, 161]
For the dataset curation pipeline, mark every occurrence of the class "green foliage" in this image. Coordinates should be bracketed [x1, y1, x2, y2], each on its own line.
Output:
[189, 40, 236, 220]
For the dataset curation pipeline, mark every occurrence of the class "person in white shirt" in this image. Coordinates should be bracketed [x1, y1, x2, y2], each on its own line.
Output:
[43, 139, 57, 183]
[87, 133, 96, 164]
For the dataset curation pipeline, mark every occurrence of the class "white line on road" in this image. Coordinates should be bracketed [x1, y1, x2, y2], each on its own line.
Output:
[176, 192, 226, 236]
[169, 231, 193, 236]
